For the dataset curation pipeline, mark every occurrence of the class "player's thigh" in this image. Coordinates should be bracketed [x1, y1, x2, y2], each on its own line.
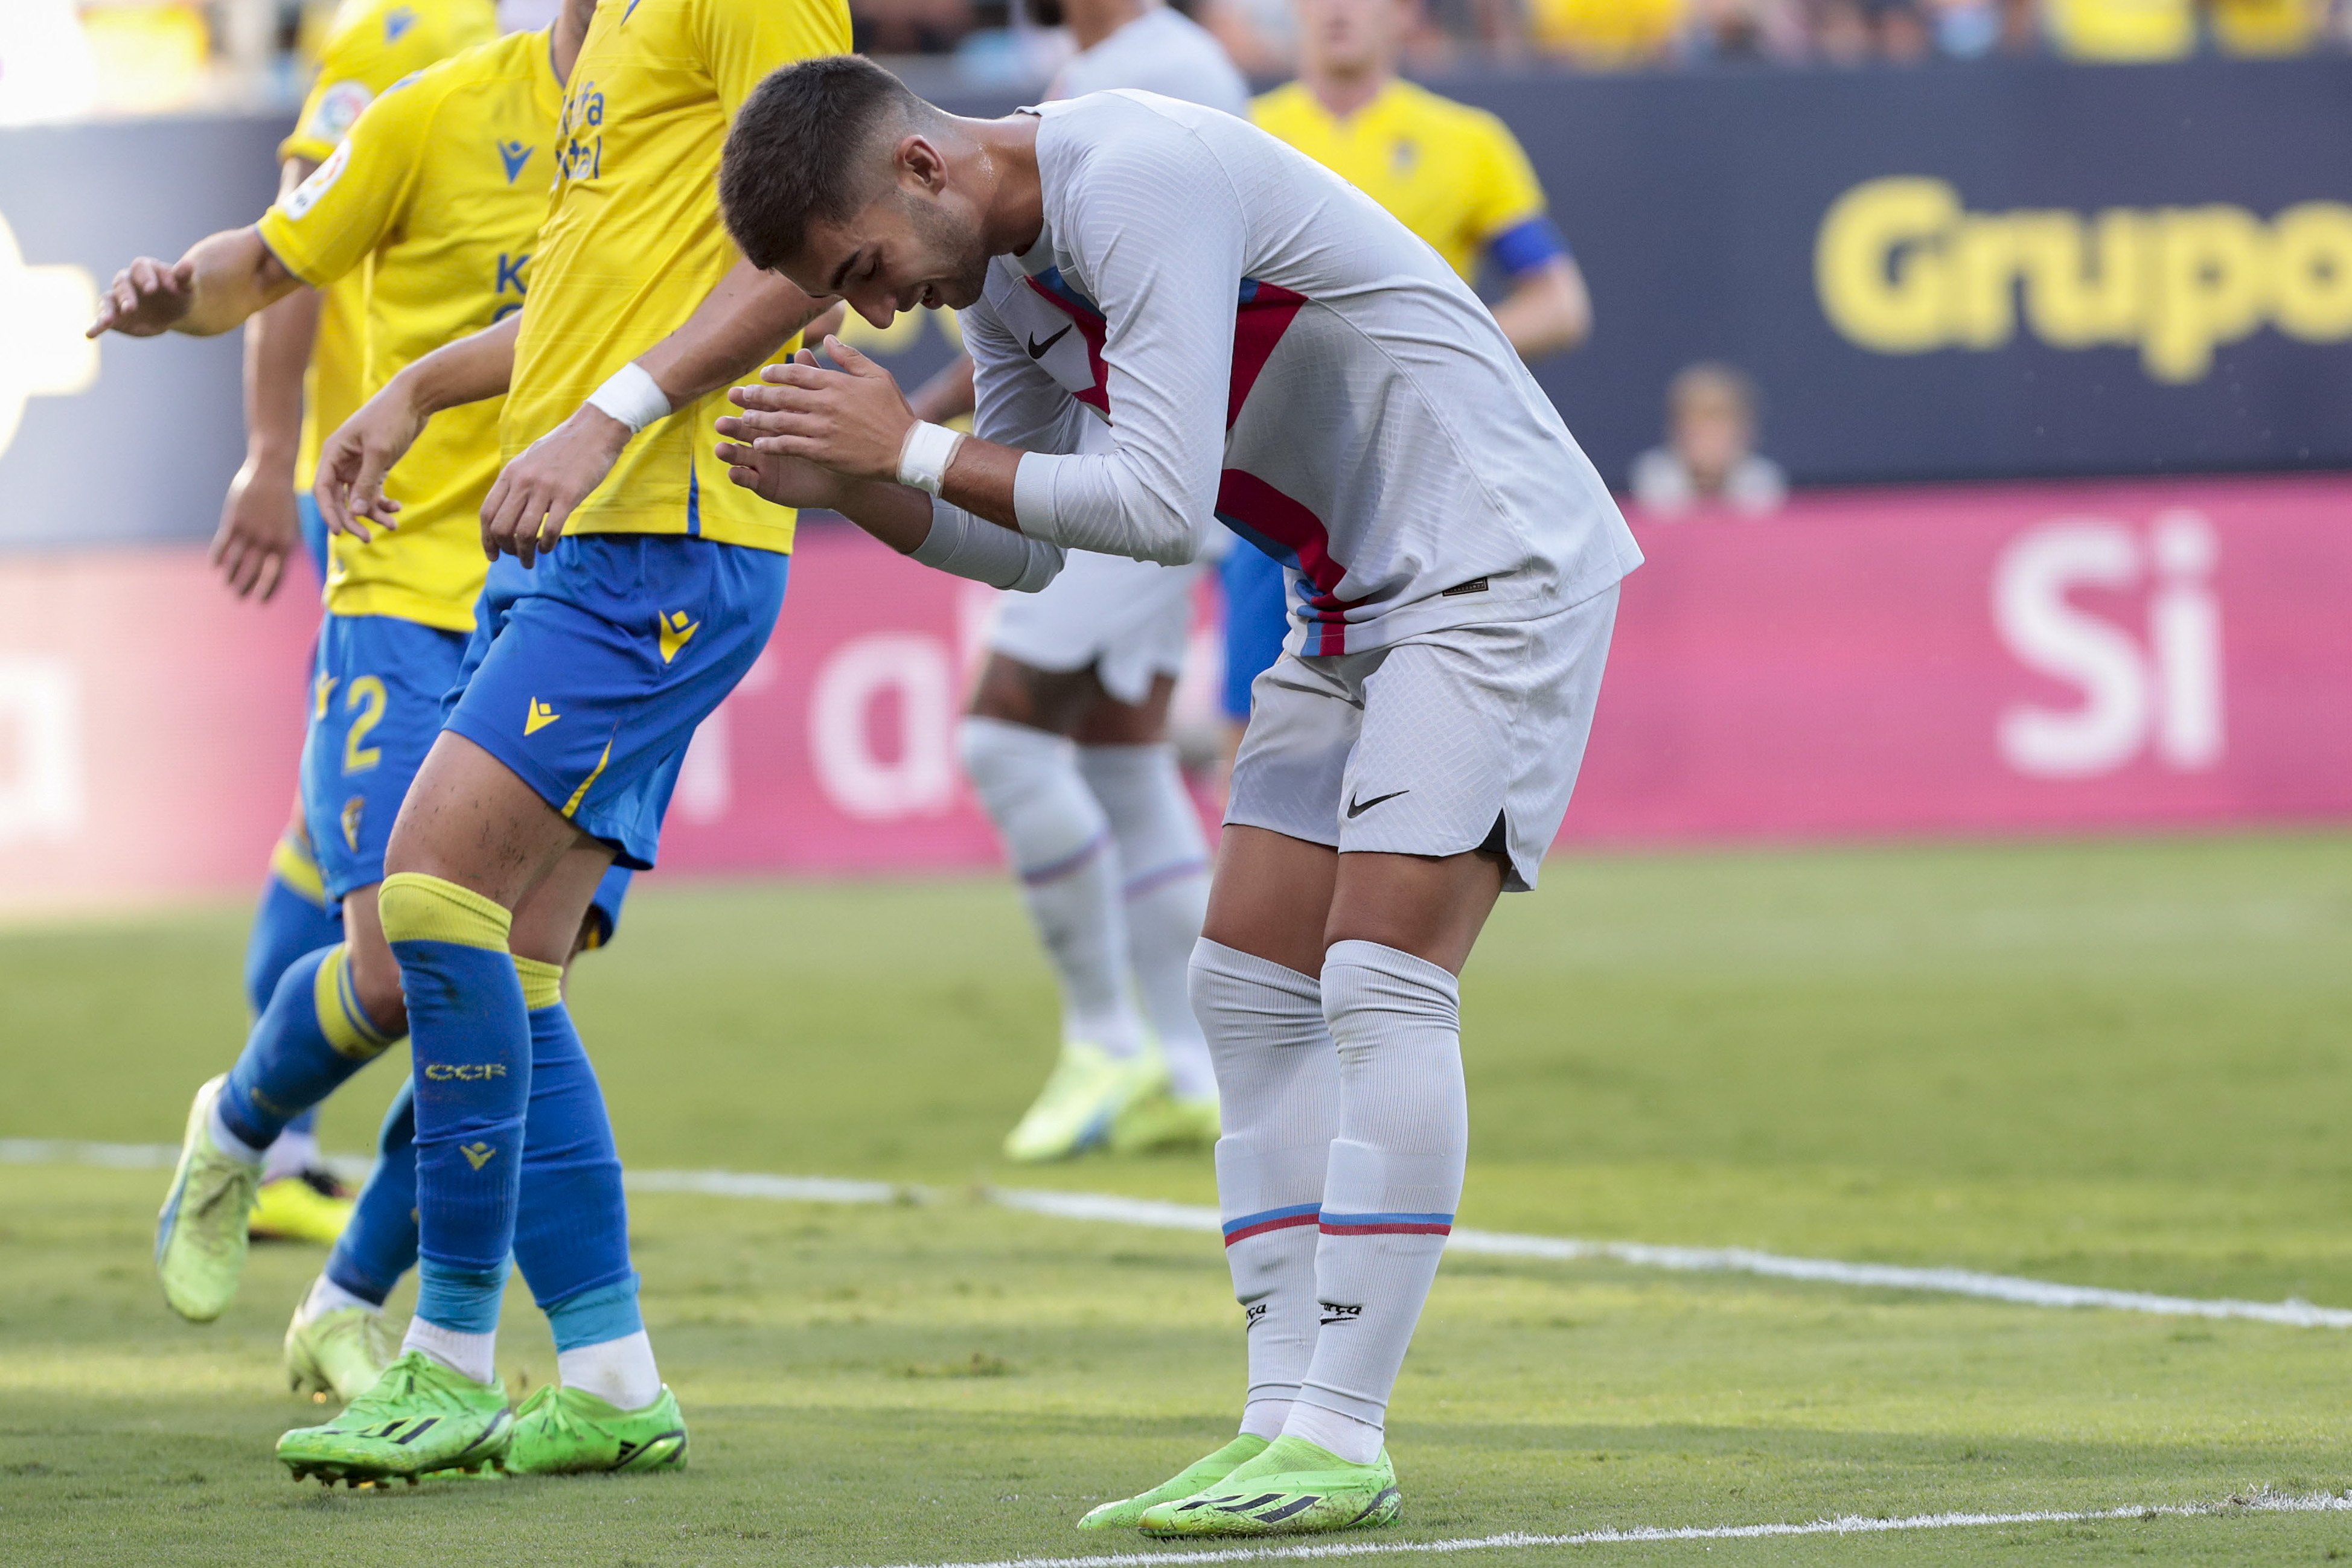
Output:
[386, 730, 583, 907]
[967, 651, 1103, 735]
[1202, 824, 1338, 978]
[1323, 849, 1505, 976]
[511, 841, 618, 969]
[301, 613, 468, 908]
[1069, 672, 1176, 747]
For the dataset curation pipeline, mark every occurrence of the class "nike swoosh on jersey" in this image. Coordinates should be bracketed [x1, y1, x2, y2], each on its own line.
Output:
[1026, 324, 1073, 360]
[1345, 789, 1410, 818]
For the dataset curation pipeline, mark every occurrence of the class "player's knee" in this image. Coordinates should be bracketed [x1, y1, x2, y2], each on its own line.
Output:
[344, 935, 409, 1039]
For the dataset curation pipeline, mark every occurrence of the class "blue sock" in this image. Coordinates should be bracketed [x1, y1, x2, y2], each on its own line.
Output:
[324, 1079, 420, 1308]
[510, 982, 637, 1335]
[217, 943, 397, 1152]
[380, 873, 530, 1334]
[243, 831, 342, 1017]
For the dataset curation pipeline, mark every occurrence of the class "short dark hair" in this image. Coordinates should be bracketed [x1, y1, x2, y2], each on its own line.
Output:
[721, 55, 932, 273]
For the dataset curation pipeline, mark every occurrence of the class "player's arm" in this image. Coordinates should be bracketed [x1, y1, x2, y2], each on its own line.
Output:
[1488, 245, 1590, 362]
[480, 257, 830, 566]
[315, 311, 522, 540]
[85, 225, 303, 340]
[228, 157, 322, 599]
[1468, 116, 1590, 362]
[729, 142, 1239, 567]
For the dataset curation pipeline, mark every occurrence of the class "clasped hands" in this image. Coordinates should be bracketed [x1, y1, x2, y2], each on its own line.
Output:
[714, 336, 918, 511]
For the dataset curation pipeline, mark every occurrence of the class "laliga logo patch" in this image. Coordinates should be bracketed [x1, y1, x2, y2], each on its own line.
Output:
[283, 142, 353, 223]
[304, 80, 374, 148]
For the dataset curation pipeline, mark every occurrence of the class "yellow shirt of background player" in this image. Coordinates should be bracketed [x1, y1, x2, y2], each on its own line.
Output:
[281, 0, 498, 492]
[505, 0, 852, 555]
[260, 30, 561, 633]
[1251, 80, 1550, 283]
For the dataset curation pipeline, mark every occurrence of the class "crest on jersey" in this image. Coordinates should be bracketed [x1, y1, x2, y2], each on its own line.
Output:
[384, 6, 418, 43]
[498, 140, 536, 183]
[303, 80, 374, 147]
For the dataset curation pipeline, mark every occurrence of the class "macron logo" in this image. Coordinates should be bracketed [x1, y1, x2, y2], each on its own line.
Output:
[384, 5, 417, 42]
[498, 141, 535, 184]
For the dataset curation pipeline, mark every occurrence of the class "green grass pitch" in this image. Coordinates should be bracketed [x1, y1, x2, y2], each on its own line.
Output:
[4, 832, 2350, 1565]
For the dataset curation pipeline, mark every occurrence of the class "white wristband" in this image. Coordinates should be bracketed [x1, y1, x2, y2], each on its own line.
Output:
[586, 362, 673, 435]
[896, 421, 967, 498]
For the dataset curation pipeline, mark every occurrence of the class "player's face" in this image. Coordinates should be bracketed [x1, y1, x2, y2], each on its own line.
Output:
[791, 193, 991, 325]
[1299, 0, 1409, 75]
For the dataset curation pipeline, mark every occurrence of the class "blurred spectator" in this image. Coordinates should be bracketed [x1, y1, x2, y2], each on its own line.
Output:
[1201, 0, 1303, 71]
[1679, 0, 1810, 60]
[2209, 0, 2324, 54]
[1528, 0, 1686, 67]
[856, 0, 980, 54]
[2043, 0, 2196, 58]
[1630, 363, 1788, 517]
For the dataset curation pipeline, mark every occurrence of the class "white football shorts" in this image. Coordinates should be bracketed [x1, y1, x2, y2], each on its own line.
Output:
[986, 547, 1203, 706]
[1224, 584, 1619, 893]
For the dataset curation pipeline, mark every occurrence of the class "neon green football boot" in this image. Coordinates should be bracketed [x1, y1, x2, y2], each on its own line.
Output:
[276, 1352, 511, 1486]
[1109, 1086, 1220, 1154]
[1138, 1436, 1401, 1538]
[1076, 1433, 1266, 1530]
[155, 1075, 263, 1322]
[250, 1171, 356, 1245]
[503, 1384, 689, 1474]
[1001, 1042, 1164, 1163]
[284, 1291, 394, 1405]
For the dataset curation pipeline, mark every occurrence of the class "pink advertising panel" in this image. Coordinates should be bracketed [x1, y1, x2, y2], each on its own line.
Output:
[1, 476, 2345, 913]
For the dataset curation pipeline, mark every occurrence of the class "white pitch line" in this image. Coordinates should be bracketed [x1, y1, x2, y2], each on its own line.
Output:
[12, 1140, 2352, 1330]
[851, 1490, 2352, 1568]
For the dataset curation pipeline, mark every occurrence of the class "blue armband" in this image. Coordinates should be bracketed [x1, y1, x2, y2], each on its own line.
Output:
[1486, 217, 1570, 279]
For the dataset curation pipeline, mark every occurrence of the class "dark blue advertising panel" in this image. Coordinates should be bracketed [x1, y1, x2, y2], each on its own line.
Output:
[2, 59, 2347, 545]
[1449, 57, 2352, 489]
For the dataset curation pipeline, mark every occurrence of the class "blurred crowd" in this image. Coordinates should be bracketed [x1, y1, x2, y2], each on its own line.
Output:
[4, 0, 2348, 124]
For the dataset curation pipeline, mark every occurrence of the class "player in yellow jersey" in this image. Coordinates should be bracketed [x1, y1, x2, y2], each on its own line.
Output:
[274, 0, 847, 1484]
[1223, 0, 1594, 757]
[215, 0, 496, 1249]
[89, 2, 659, 1456]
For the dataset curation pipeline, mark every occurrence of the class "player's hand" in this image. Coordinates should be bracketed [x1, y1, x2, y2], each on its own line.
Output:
[715, 424, 847, 511]
[315, 383, 424, 543]
[479, 403, 631, 568]
[86, 257, 196, 338]
[726, 338, 914, 484]
[210, 452, 301, 601]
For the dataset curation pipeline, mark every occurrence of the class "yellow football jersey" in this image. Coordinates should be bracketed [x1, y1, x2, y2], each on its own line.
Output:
[260, 30, 561, 632]
[1252, 80, 1556, 283]
[281, 0, 498, 491]
[1526, 0, 1683, 66]
[506, 0, 852, 554]
[2044, 0, 2196, 60]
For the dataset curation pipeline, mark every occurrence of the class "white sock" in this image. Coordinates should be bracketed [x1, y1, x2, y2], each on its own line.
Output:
[298, 1273, 377, 1325]
[1280, 1401, 1385, 1465]
[1190, 939, 1337, 1420]
[261, 1127, 321, 1185]
[1239, 1397, 1294, 1442]
[205, 1100, 266, 1166]
[1294, 940, 1466, 1442]
[960, 717, 1146, 1059]
[557, 1329, 663, 1412]
[1078, 742, 1217, 1101]
[403, 1318, 497, 1386]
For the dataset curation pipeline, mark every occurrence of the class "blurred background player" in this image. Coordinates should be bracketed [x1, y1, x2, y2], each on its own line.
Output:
[279, 0, 846, 1485]
[90, 0, 640, 1433]
[905, 0, 1250, 1164]
[229, 0, 499, 1249]
[1220, 0, 1593, 770]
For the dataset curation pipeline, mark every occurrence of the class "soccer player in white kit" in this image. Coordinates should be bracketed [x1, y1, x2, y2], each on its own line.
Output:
[711, 62, 1642, 1538]
[909, 0, 1252, 1164]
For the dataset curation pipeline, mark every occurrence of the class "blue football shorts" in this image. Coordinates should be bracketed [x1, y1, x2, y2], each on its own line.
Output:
[301, 611, 470, 904]
[1219, 543, 1293, 723]
[444, 534, 788, 872]
[295, 492, 331, 585]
